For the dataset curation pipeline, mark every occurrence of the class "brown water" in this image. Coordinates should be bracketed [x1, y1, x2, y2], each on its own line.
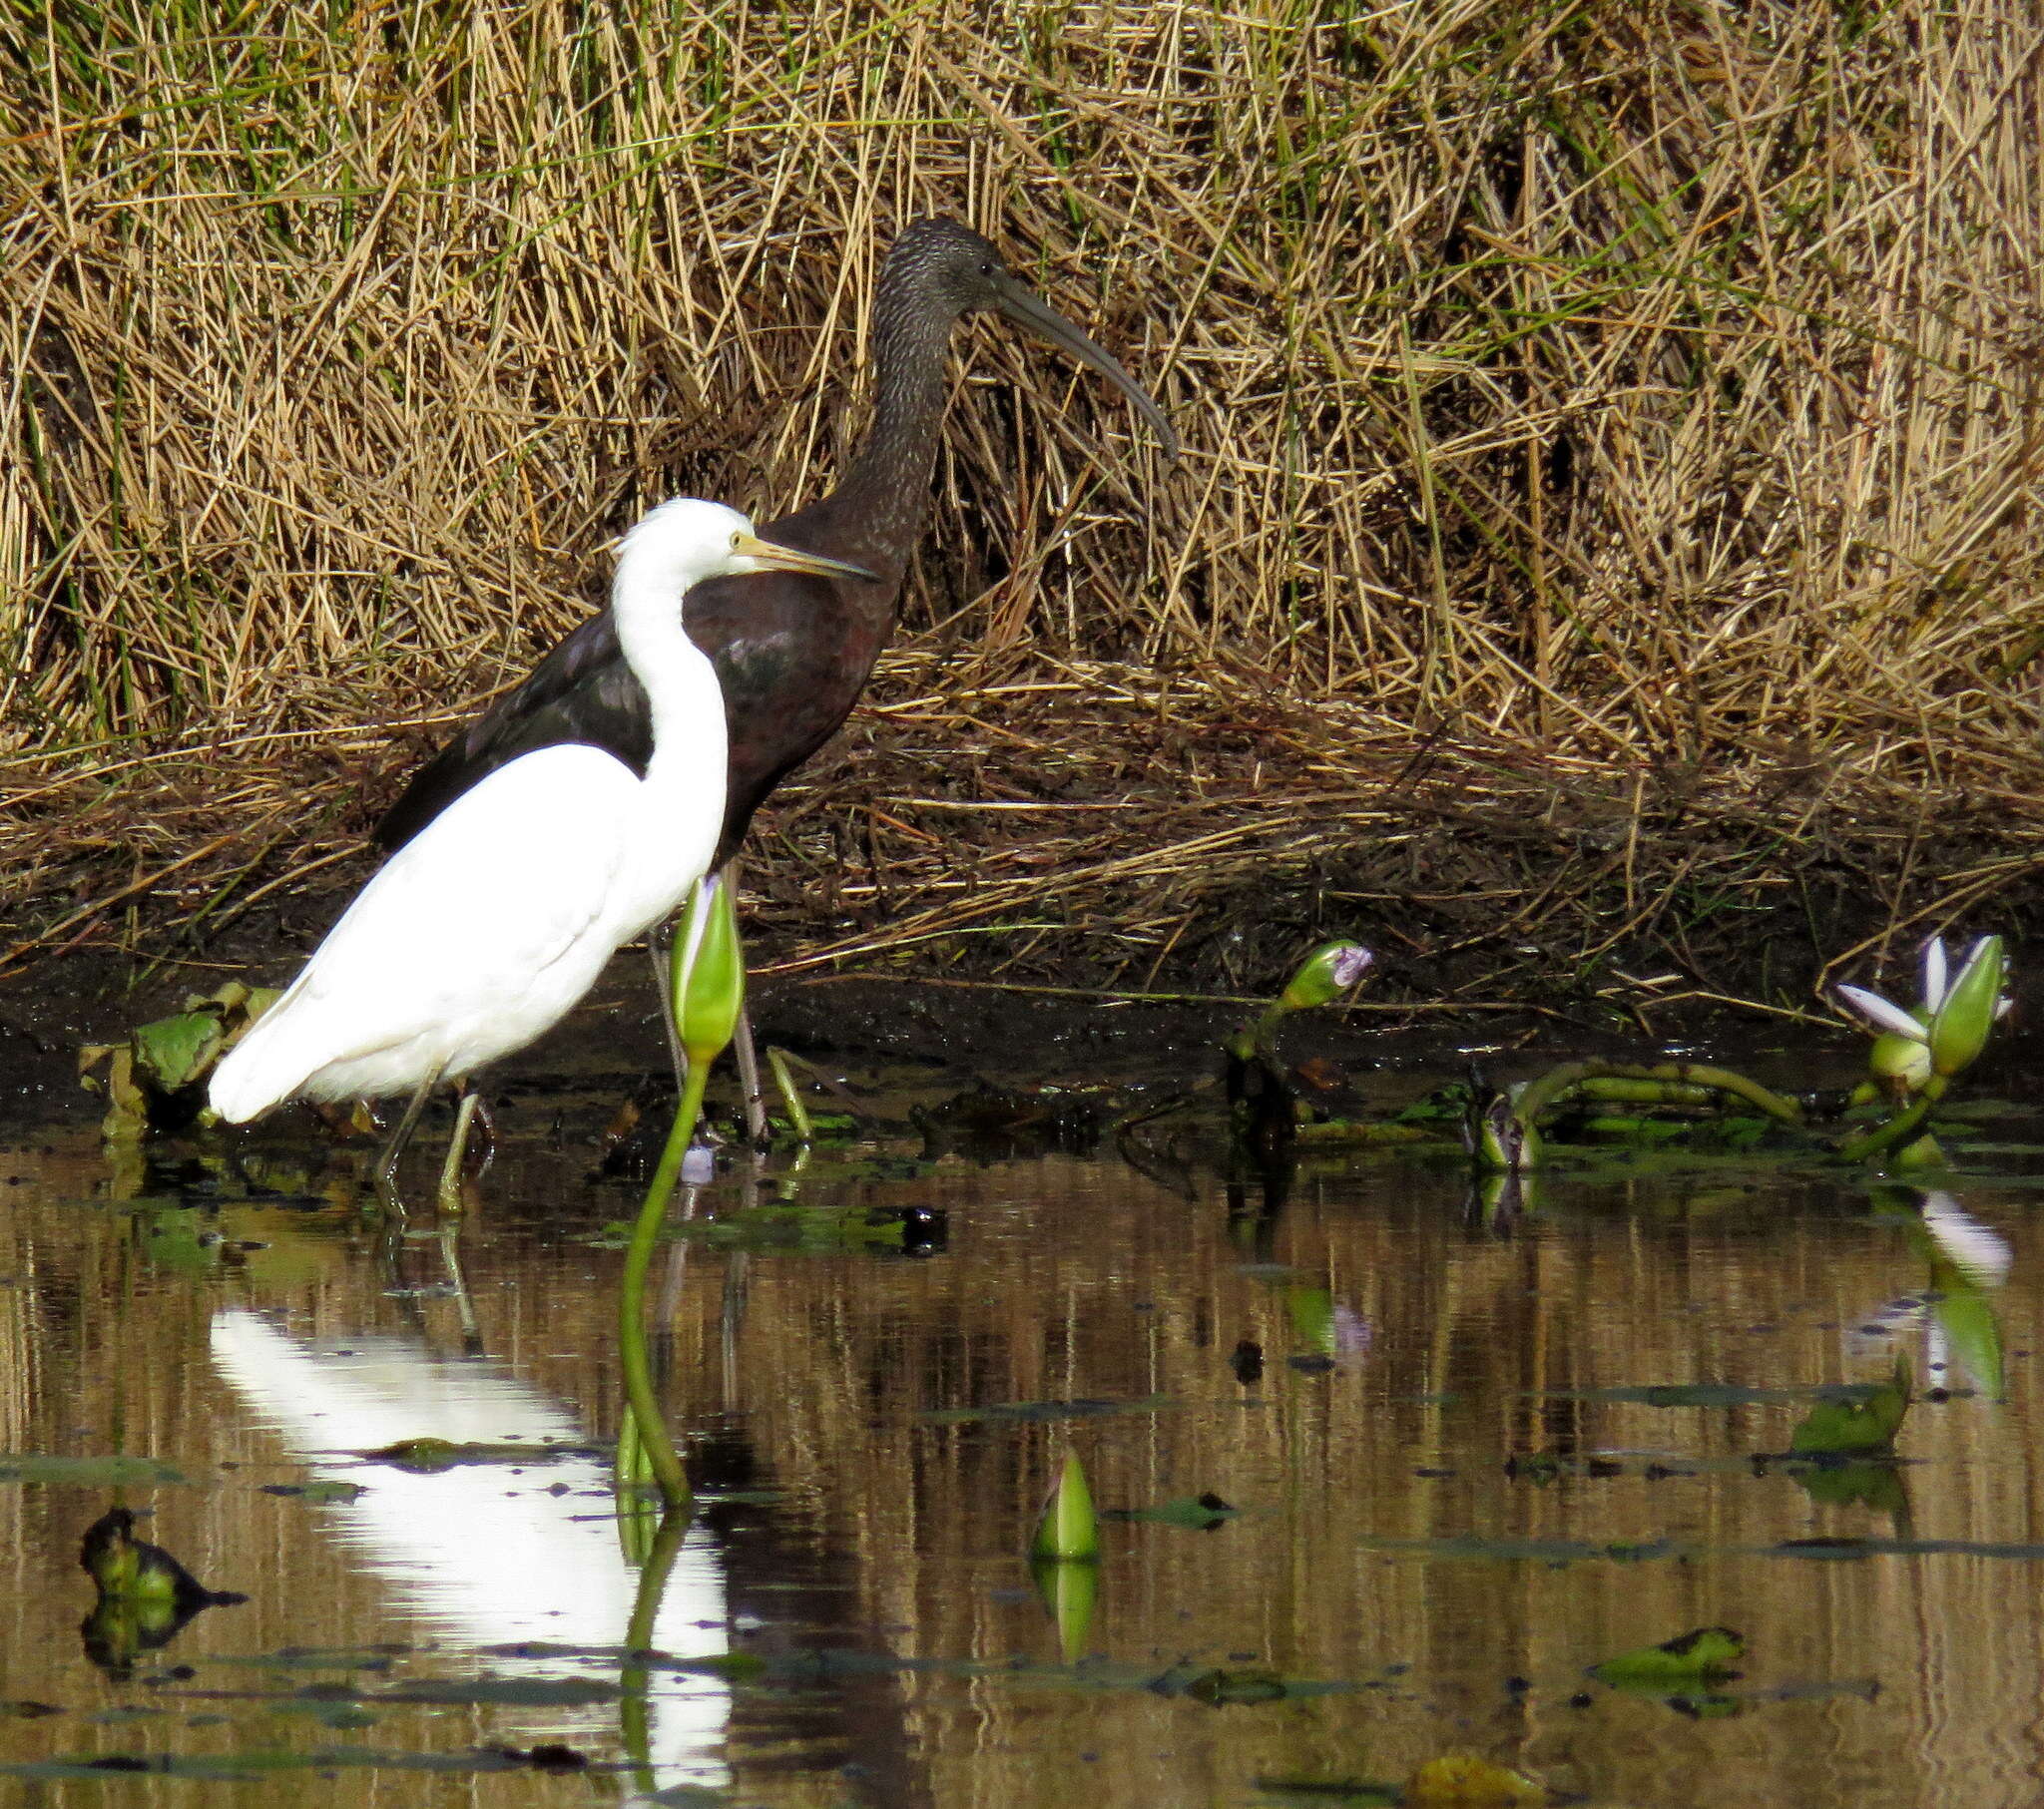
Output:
[2, 1056, 2042, 1807]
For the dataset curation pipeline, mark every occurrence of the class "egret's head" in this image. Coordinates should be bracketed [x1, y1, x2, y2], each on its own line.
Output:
[887, 217, 1178, 458]
[616, 498, 876, 592]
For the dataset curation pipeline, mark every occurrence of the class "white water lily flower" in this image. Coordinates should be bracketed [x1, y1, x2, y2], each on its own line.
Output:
[1833, 983, 1929, 1043]
[1834, 934, 2012, 1089]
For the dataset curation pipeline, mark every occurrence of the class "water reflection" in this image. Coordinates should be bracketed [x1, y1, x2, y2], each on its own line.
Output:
[210, 1306, 734, 1795]
[6, 1063, 2044, 1804]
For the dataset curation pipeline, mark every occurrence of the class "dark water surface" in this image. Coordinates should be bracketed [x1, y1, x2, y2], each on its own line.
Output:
[4, 1047, 2044, 1807]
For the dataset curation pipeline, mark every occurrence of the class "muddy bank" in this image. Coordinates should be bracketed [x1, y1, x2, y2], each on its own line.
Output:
[12, 663, 2044, 1038]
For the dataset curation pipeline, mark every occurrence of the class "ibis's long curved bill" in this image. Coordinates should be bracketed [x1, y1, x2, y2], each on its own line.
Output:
[734, 533, 878, 583]
[991, 275, 1180, 461]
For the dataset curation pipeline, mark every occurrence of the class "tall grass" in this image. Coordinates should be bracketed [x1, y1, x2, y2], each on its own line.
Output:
[3, 0, 2041, 831]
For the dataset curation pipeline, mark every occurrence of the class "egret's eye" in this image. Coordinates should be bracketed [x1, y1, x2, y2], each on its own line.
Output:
[731, 531, 743, 550]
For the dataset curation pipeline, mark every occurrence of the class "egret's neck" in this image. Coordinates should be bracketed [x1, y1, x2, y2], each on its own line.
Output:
[611, 563, 728, 801]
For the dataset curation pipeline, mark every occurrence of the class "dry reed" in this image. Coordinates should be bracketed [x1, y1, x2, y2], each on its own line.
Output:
[4, 0, 2043, 1005]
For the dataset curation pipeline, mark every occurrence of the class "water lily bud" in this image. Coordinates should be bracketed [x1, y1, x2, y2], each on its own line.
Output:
[1868, 1029, 1933, 1096]
[671, 875, 746, 1068]
[1031, 1450, 1099, 1564]
[1278, 941, 1374, 1013]
[1928, 935, 2007, 1078]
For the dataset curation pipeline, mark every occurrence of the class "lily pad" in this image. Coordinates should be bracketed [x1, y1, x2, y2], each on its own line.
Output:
[1790, 1362, 1908, 1455]
[358, 1440, 603, 1472]
[1550, 1379, 1896, 1409]
[1109, 1492, 1239, 1530]
[261, 1481, 367, 1504]
[1257, 1780, 1401, 1807]
[1590, 1625, 1745, 1686]
[0, 1453, 189, 1486]
[1405, 1755, 1548, 1805]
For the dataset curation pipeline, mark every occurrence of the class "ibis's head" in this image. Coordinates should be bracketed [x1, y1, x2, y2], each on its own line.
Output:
[617, 498, 878, 592]
[890, 216, 1179, 458]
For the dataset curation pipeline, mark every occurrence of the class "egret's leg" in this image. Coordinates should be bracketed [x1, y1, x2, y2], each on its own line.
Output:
[462, 1094, 498, 1180]
[376, 1076, 437, 1197]
[647, 920, 686, 1089]
[437, 1087, 483, 1207]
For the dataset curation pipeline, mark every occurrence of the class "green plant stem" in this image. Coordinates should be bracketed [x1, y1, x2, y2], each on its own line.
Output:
[618, 1063, 708, 1514]
[1836, 1078, 1945, 1165]
[766, 1046, 813, 1141]
[1512, 1060, 1802, 1129]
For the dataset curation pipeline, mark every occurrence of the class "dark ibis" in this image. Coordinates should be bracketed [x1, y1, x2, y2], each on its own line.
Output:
[376, 217, 1173, 859]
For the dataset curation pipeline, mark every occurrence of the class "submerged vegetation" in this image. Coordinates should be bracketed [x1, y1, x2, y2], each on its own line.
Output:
[4, 0, 2043, 999]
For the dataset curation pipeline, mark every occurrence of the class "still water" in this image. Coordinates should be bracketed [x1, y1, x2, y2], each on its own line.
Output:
[2, 1044, 2042, 1806]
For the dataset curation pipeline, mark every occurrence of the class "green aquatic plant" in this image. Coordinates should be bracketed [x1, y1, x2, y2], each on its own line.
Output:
[1228, 941, 1374, 1063]
[1466, 1060, 1799, 1175]
[1836, 934, 2010, 1095]
[1030, 1449, 1100, 1663]
[77, 1507, 247, 1679]
[79, 982, 279, 1138]
[1031, 1449, 1100, 1563]
[1223, 941, 1374, 1158]
[1834, 935, 2012, 1165]
[1590, 1625, 1745, 1686]
[617, 873, 745, 1515]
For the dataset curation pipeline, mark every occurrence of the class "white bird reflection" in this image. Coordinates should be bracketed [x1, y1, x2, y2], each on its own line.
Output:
[210, 1305, 731, 1794]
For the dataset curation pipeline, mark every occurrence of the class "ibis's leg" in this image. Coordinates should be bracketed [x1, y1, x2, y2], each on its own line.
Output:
[720, 860, 769, 1148]
[376, 1075, 438, 1198]
[733, 1000, 770, 1148]
[437, 1087, 483, 1207]
[647, 920, 686, 1089]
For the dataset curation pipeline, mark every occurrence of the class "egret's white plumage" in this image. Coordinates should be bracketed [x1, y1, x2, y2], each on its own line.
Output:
[210, 499, 868, 1151]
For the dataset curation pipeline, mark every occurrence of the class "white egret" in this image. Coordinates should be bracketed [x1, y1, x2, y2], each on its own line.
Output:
[209, 498, 872, 1193]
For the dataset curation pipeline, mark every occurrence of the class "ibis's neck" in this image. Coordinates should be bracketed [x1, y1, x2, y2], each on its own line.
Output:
[822, 276, 961, 586]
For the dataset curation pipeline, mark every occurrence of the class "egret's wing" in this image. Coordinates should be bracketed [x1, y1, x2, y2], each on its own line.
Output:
[308, 745, 634, 1012]
[224, 747, 638, 1108]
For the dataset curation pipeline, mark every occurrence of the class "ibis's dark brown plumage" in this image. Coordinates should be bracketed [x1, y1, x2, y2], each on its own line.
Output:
[374, 218, 1174, 860]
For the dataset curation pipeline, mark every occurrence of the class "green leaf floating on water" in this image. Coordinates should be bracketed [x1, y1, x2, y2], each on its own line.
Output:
[261, 1481, 366, 1504]
[375, 1676, 619, 1708]
[1256, 1779, 1401, 1807]
[0, 1453, 189, 1486]
[1590, 1625, 1745, 1686]
[1109, 1492, 1238, 1531]
[360, 1440, 603, 1472]
[1790, 1359, 1909, 1456]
